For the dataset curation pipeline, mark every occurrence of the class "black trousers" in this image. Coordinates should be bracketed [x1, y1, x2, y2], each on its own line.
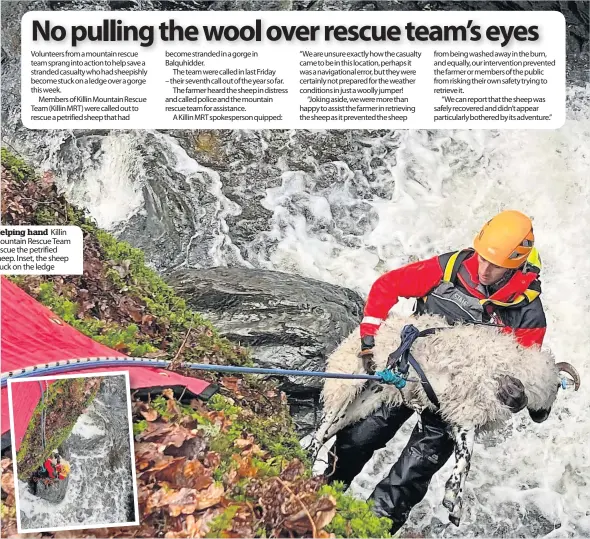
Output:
[325, 403, 454, 533]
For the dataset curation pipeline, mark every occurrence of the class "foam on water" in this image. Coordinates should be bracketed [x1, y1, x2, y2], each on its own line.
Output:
[72, 413, 106, 439]
[46, 133, 146, 230]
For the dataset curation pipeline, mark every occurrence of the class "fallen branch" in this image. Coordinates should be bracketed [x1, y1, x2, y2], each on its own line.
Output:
[324, 448, 338, 480]
[169, 321, 194, 369]
[276, 477, 317, 539]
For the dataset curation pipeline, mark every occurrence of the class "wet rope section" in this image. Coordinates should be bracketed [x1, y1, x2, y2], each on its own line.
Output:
[1, 321, 511, 390]
[1, 356, 418, 389]
[37, 380, 47, 450]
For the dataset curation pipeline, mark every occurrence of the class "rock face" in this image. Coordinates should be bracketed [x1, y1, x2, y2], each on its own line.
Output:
[33, 474, 70, 504]
[165, 267, 365, 394]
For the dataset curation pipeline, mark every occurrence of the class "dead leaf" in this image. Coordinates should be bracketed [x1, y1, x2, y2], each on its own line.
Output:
[164, 508, 225, 538]
[190, 482, 224, 511]
[164, 514, 200, 539]
[280, 458, 305, 482]
[136, 422, 196, 447]
[146, 483, 224, 516]
[1, 470, 15, 496]
[162, 388, 175, 399]
[204, 410, 232, 432]
[234, 437, 265, 457]
[221, 377, 240, 393]
[135, 442, 176, 472]
[312, 495, 337, 531]
[203, 452, 221, 469]
[140, 407, 158, 422]
[166, 397, 182, 420]
[127, 307, 143, 323]
[142, 314, 156, 325]
[163, 436, 208, 460]
[149, 456, 185, 474]
[234, 439, 252, 451]
[134, 442, 163, 461]
[153, 458, 213, 491]
[232, 454, 258, 479]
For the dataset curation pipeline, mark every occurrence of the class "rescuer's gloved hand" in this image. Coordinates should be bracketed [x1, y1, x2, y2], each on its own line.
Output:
[359, 335, 376, 375]
[497, 375, 528, 413]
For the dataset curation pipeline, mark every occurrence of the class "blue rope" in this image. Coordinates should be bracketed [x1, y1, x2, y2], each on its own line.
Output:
[1, 357, 411, 388]
[38, 381, 46, 450]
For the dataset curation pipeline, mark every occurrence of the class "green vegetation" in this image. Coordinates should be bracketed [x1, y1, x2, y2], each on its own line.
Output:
[36, 280, 158, 356]
[0, 148, 35, 182]
[205, 505, 240, 538]
[320, 482, 393, 538]
[2, 147, 250, 367]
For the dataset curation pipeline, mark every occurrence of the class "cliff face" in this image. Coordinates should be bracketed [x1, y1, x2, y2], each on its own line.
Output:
[0, 150, 393, 538]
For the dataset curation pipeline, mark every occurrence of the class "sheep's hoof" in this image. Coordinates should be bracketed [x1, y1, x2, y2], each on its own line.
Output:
[443, 491, 456, 511]
[449, 514, 461, 527]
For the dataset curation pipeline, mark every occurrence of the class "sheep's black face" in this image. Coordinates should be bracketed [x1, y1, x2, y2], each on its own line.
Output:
[497, 375, 528, 413]
[528, 407, 551, 423]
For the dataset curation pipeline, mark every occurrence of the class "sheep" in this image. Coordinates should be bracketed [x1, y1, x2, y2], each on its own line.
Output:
[310, 311, 580, 525]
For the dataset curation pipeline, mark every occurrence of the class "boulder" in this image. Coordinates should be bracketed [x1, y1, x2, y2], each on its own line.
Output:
[32, 473, 69, 504]
[165, 267, 365, 395]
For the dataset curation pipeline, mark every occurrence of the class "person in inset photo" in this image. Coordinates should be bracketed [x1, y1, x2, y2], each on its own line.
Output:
[8, 373, 138, 534]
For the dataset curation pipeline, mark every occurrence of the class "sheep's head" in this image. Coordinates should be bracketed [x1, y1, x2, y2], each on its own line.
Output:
[527, 361, 580, 423]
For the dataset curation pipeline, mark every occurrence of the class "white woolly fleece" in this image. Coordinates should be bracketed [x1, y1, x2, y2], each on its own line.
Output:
[319, 313, 561, 440]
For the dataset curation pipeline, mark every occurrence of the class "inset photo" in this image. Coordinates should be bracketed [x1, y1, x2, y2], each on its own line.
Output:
[7, 371, 139, 534]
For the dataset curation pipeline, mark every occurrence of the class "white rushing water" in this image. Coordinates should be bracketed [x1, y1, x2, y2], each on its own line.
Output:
[17, 376, 136, 532]
[9, 86, 590, 536]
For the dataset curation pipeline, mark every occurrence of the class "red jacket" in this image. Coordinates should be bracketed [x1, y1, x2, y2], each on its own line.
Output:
[43, 458, 57, 479]
[43, 459, 67, 480]
[360, 251, 546, 348]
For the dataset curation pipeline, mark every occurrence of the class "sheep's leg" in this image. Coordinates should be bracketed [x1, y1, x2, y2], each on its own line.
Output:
[323, 382, 392, 440]
[448, 429, 474, 526]
[306, 400, 352, 458]
[443, 427, 474, 526]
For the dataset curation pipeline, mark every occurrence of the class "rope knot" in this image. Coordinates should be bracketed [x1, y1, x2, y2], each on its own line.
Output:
[376, 369, 407, 389]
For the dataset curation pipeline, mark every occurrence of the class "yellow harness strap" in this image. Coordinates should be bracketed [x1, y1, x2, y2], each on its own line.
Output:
[443, 251, 461, 283]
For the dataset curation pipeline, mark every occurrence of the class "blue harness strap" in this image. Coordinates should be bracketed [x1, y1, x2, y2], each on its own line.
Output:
[385, 324, 441, 409]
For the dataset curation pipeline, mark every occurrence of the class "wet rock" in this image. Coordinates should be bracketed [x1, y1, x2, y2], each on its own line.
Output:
[288, 394, 322, 436]
[32, 475, 69, 504]
[165, 266, 364, 394]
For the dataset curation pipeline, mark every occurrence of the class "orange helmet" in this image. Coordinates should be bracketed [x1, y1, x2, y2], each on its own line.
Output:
[473, 210, 534, 269]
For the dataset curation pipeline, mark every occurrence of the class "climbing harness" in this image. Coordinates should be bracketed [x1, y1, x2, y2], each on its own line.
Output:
[385, 324, 445, 409]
